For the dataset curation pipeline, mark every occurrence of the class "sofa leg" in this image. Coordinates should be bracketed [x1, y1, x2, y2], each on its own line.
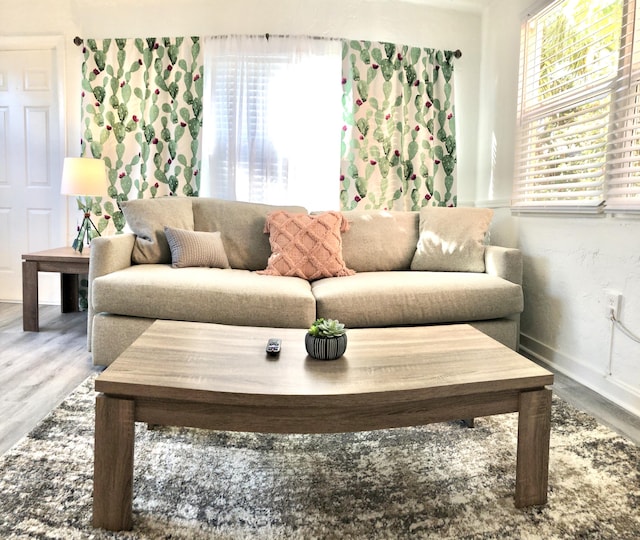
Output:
[462, 418, 475, 428]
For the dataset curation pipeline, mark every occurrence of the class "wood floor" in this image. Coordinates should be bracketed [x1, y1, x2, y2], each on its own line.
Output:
[0, 302, 101, 456]
[0, 301, 638, 457]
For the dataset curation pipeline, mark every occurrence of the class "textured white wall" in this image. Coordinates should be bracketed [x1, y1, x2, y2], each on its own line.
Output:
[478, 0, 640, 416]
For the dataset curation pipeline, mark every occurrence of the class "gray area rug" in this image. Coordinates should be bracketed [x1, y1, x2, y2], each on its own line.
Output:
[0, 376, 639, 539]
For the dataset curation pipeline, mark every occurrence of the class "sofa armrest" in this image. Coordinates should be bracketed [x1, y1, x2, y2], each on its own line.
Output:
[87, 234, 136, 349]
[89, 234, 136, 279]
[484, 245, 523, 285]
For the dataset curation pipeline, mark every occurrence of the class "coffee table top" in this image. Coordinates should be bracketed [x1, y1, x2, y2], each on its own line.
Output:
[96, 321, 553, 407]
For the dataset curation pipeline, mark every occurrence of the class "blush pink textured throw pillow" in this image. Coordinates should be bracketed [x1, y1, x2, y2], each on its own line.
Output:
[258, 211, 355, 280]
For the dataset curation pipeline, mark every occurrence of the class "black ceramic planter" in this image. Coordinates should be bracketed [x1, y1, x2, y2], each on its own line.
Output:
[304, 333, 347, 360]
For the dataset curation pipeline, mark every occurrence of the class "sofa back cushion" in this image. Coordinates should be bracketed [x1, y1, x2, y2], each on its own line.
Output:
[120, 197, 195, 264]
[192, 198, 307, 270]
[340, 210, 419, 272]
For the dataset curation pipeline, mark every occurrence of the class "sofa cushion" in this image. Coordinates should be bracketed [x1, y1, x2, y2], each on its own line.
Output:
[341, 210, 419, 272]
[192, 199, 307, 271]
[120, 197, 194, 264]
[411, 206, 494, 273]
[312, 271, 523, 328]
[258, 211, 355, 280]
[164, 227, 230, 269]
[92, 265, 316, 328]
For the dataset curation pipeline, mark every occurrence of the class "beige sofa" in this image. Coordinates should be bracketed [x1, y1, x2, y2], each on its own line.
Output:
[88, 197, 524, 366]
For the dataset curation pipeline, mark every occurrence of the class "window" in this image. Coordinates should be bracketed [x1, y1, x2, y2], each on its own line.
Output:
[201, 36, 342, 211]
[607, 1, 640, 210]
[513, 0, 640, 213]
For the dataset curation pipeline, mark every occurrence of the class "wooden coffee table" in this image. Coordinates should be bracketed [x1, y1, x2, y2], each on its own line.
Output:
[93, 321, 554, 531]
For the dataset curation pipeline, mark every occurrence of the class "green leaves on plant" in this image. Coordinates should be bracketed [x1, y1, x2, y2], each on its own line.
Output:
[308, 318, 345, 337]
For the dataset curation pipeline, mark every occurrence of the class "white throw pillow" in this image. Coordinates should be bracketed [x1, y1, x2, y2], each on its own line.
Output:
[410, 206, 494, 272]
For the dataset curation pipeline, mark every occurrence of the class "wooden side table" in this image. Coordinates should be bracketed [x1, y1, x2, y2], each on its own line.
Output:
[22, 247, 91, 332]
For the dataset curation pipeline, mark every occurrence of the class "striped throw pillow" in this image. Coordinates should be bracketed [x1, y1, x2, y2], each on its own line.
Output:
[164, 227, 231, 269]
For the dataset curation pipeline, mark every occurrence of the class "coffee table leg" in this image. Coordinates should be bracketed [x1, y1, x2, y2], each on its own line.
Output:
[93, 394, 135, 531]
[515, 387, 552, 507]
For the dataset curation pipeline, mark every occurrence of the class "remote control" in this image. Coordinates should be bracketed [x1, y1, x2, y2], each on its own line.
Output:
[266, 338, 281, 355]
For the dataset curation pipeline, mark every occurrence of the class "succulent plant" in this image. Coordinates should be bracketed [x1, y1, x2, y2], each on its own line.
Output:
[308, 318, 346, 338]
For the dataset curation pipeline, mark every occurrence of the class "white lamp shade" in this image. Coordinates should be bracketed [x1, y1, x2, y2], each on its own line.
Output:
[60, 157, 107, 196]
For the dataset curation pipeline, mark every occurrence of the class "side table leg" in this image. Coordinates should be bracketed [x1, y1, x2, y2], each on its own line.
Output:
[93, 394, 135, 531]
[60, 273, 80, 313]
[515, 387, 552, 508]
[22, 260, 39, 331]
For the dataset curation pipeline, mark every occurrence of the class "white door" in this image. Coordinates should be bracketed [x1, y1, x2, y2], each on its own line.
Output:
[0, 43, 65, 303]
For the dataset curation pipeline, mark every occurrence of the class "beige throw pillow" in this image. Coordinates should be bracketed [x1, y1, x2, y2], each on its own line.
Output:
[410, 206, 494, 272]
[164, 227, 230, 269]
[120, 198, 194, 264]
[258, 211, 355, 281]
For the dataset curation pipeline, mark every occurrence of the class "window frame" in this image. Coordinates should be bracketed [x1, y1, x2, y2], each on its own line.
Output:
[512, 0, 640, 215]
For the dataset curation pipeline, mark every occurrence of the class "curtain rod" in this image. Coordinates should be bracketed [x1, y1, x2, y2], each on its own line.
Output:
[72, 35, 462, 58]
[264, 34, 462, 57]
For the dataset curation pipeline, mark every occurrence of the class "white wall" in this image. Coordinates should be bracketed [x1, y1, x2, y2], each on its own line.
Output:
[478, 0, 640, 417]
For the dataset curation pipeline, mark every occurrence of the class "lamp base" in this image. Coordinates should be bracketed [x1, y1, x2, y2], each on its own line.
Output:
[72, 212, 100, 253]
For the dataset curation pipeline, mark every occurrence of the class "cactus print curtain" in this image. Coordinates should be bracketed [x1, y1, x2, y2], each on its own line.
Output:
[80, 37, 203, 232]
[340, 41, 458, 211]
[78, 36, 457, 227]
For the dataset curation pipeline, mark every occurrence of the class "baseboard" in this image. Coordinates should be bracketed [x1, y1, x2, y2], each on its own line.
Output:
[520, 332, 640, 419]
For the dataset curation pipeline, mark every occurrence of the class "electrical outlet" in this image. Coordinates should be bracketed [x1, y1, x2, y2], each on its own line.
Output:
[605, 291, 622, 319]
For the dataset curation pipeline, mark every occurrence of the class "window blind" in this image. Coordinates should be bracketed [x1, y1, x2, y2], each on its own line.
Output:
[513, 0, 625, 212]
[606, 1, 640, 212]
[201, 36, 342, 210]
[208, 54, 287, 201]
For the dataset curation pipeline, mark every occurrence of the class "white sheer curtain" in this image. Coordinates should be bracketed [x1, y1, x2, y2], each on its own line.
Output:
[201, 35, 342, 211]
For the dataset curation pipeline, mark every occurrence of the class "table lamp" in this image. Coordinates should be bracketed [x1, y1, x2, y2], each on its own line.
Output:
[60, 157, 108, 253]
